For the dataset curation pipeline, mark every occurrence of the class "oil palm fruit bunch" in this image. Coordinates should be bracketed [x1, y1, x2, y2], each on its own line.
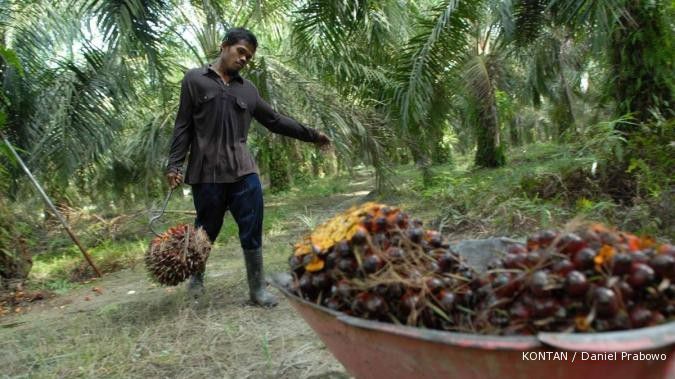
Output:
[145, 224, 211, 286]
[488, 223, 675, 335]
[289, 209, 674, 335]
[289, 202, 477, 327]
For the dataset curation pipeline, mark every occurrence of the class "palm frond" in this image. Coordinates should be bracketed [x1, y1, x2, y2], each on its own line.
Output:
[394, 0, 479, 130]
[512, 0, 548, 45]
[81, 0, 171, 81]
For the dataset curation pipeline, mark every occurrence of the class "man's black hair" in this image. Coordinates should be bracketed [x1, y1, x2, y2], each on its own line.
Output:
[222, 28, 258, 50]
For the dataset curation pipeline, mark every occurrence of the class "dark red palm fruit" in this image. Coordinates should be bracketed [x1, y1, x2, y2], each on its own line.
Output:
[526, 234, 540, 251]
[299, 272, 316, 298]
[332, 279, 353, 299]
[493, 273, 522, 298]
[552, 259, 575, 276]
[665, 285, 675, 299]
[611, 253, 633, 275]
[324, 297, 342, 311]
[441, 276, 457, 289]
[337, 257, 357, 275]
[650, 254, 675, 279]
[336, 240, 353, 257]
[436, 290, 456, 312]
[665, 303, 675, 317]
[362, 254, 383, 274]
[529, 270, 550, 297]
[351, 229, 368, 246]
[365, 294, 388, 316]
[628, 263, 655, 288]
[437, 251, 459, 272]
[456, 266, 475, 282]
[426, 277, 444, 294]
[374, 216, 388, 232]
[558, 233, 587, 256]
[593, 287, 619, 319]
[373, 284, 388, 297]
[507, 243, 528, 255]
[579, 228, 601, 247]
[509, 301, 531, 320]
[565, 270, 589, 297]
[428, 260, 440, 273]
[289, 255, 305, 276]
[386, 246, 405, 262]
[617, 281, 635, 300]
[532, 298, 558, 318]
[631, 252, 650, 264]
[658, 244, 675, 258]
[395, 213, 408, 229]
[538, 230, 559, 248]
[387, 283, 405, 299]
[361, 215, 375, 233]
[372, 232, 387, 249]
[426, 230, 443, 248]
[311, 272, 332, 291]
[469, 276, 488, 291]
[301, 253, 314, 266]
[629, 306, 653, 328]
[525, 251, 543, 268]
[401, 292, 422, 314]
[573, 248, 596, 270]
[609, 313, 631, 330]
[408, 228, 424, 244]
[503, 253, 525, 269]
[650, 311, 665, 326]
[351, 292, 370, 314]
[324, 250, 338, 270]
[489, 311, 511, 328]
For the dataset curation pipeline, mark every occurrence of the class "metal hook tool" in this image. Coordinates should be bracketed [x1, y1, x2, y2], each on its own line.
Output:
[149, 188, 174, 237]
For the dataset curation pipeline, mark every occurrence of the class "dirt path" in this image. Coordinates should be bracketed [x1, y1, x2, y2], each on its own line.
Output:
[1, 173, 378, 378]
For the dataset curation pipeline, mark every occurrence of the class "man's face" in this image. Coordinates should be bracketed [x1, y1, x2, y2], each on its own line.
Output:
[220, 40, 255, 73]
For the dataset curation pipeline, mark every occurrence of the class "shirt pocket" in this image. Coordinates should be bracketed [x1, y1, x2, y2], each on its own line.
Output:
[231, 96, 252, 137]
[196, 91, 218, 107]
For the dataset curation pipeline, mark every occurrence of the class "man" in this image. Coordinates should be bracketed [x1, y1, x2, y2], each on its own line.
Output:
[166, 28, 330, 307]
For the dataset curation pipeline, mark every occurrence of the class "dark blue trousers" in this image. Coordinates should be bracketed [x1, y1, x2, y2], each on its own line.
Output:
[191, 173, 263, 250]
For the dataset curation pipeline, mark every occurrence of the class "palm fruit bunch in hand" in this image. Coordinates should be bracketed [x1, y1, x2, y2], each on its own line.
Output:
[288, 204, 675, 335]
[145, 224, 211, 286]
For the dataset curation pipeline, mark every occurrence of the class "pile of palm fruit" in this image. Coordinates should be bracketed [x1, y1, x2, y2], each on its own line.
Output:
[145, 224, 211, 286]
[288, 202, 674, 335]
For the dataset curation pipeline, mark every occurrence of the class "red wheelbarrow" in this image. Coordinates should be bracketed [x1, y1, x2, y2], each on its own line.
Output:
[271, 273, 675, 379]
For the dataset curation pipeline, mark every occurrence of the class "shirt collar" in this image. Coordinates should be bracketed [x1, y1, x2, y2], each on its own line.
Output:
[203, 64, 244, 84]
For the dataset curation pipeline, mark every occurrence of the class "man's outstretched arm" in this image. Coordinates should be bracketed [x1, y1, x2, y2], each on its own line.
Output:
[252, 94, 330, 148]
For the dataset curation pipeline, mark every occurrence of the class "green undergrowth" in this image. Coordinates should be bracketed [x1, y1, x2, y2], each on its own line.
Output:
[385, 142, 671, 240]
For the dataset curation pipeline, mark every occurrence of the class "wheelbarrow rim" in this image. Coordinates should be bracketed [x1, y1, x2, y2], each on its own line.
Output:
[271, 273, 675, 352]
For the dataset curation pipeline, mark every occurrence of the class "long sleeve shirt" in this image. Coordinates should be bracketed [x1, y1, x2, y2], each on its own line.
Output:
[167, 65, 320, 184]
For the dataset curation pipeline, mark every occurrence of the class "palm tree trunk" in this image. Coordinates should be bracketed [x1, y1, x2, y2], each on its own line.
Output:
[610, 1, 672, 127]
[554, 45, 575, 138]
[475, 83, 504, 167]
[267, 137, 292, 193]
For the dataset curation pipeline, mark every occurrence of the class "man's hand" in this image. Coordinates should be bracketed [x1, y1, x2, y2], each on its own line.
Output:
[166, 171, 183, 189]
[315, 132, 331, 152]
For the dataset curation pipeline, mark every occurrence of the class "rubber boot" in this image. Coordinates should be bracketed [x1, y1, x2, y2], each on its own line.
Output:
[243, 248, 278, 307]
[187, 270, 205, 299]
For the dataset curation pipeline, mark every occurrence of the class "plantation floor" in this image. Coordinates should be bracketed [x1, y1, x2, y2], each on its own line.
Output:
[1, 172, 382, 379]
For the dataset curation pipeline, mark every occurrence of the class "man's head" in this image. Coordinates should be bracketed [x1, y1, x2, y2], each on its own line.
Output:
[219, 28, 257, 74]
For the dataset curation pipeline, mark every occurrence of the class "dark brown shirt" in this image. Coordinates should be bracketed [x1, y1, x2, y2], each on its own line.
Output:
[167, 65, 320, 184]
